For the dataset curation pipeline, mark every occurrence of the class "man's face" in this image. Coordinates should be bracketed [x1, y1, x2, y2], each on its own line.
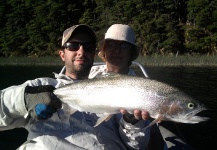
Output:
[59, 32, 95, 79]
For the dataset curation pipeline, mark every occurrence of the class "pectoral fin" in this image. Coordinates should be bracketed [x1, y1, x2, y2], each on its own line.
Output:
[94, 114, 113, 127]
[141, 114, 164, 132]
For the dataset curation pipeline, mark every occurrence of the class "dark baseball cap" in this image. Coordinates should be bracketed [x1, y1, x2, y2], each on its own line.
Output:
[61, 24, 97, 46]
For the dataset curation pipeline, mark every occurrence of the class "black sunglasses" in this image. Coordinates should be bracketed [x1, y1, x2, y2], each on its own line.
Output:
[64, 42, 96, 52]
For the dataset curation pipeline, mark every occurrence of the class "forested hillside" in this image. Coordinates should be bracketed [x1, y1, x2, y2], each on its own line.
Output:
[0, 0, 216, 57]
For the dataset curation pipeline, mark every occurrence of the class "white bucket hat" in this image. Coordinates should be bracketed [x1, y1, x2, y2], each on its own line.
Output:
[99, 24, 139, 61]
[105, 24, 136, 45]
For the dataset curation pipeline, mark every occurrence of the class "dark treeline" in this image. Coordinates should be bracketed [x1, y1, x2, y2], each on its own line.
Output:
[0, 0, 216, 57]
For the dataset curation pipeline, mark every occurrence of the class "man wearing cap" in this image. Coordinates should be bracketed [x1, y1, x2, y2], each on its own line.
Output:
[89, 24, 165, 150]
[0, 24, 151, 150]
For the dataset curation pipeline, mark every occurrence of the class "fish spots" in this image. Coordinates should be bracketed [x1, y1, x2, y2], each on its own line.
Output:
[54, 75, 208, 124]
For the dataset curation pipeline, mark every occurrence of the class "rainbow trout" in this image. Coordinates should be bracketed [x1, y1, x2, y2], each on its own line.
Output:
[54, 74, 208, 127]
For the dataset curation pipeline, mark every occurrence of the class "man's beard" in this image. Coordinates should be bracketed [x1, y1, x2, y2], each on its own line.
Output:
[69, 61, 93, 79]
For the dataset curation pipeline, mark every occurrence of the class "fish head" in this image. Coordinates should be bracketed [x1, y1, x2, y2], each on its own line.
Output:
[161, 91, 209, 124]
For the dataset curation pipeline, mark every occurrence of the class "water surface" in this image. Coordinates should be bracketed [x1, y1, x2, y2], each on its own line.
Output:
[140, 66, 217, 150]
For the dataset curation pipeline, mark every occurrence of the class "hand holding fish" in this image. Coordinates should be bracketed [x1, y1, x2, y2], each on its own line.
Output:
[25, 85, 62, 120]
[120, 109, 150, 124]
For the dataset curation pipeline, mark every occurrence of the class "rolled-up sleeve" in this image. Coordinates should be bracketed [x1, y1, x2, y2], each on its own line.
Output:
[0, 77, 59, 130]
[0, 85, 28, 130]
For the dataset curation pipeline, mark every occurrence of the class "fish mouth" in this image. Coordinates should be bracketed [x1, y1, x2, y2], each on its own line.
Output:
[184, 107, 209, 123]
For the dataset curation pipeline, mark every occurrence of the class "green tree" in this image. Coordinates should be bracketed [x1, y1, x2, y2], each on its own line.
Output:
[0, 0, 216, 57]
[24, 0, 85, 56]
[0, 0, 87, 57]
[0, 0, 30, 56]
[185, 0, 217, 55]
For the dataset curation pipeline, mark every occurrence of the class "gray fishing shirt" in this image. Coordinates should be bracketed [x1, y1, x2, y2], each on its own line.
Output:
[0, 66, 150, 150]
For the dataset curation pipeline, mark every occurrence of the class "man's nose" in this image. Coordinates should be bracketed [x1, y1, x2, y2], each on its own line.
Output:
[77, 45, 85, 54]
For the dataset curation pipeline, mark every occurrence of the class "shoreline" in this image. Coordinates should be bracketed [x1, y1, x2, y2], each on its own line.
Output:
[0, 55, 217, 67]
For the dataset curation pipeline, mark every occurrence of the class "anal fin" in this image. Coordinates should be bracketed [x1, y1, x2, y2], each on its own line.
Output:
[141, 114, 164, 132]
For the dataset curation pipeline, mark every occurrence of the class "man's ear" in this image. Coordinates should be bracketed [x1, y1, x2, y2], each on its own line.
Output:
[59, 50, 65, 61]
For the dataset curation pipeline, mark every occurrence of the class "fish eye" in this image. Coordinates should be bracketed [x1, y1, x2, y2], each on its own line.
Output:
[188, 103, 194, 109]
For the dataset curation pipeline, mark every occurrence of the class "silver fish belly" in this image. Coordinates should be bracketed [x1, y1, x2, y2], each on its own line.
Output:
[54, 74, 208, 126]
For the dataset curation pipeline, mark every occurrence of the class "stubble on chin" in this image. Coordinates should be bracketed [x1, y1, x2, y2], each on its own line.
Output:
[71, 61, 93, 78]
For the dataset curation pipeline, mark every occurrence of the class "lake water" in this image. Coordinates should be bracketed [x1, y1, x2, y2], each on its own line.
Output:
[0, 65, 217, 150]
